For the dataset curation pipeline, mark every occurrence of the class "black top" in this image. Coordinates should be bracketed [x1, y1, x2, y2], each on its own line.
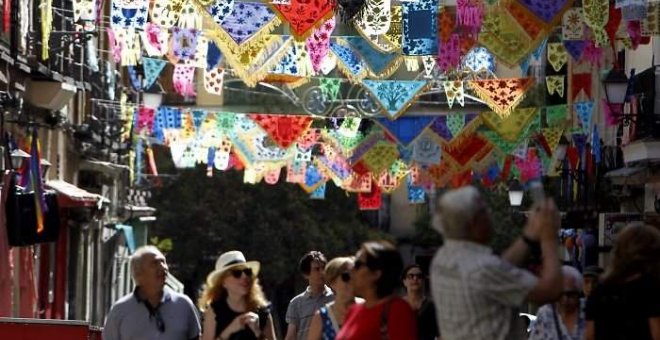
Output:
[417, 298, 440, 340]
[585, 275, 660, 340]
[211, 298, 270, 340]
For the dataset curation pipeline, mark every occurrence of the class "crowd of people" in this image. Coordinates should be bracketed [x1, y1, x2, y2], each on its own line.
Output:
[101, 185, 660, 340]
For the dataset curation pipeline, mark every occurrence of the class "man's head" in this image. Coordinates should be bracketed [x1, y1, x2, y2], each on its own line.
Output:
[131, 246, 168, 291]
[582, 266, 603, 297]
[434, 186, 492, 244]
[299, 251, 328, 287]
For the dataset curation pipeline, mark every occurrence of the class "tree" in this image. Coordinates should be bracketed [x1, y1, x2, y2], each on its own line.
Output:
[149, 166, 385, 334]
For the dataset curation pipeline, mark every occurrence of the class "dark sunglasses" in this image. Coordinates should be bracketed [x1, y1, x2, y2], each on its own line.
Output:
[406, 273, 424, 280]
[230, 268, 254, 279]
[561, 290, 581, 299]
[354, 260, 366, 270]
[340, 272, 351, 283]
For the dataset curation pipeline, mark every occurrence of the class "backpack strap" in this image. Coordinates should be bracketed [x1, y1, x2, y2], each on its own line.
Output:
[380, 299, 393, 340]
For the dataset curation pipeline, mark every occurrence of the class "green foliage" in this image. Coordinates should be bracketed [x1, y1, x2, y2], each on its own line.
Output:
[149, 237, 174, 253]
[479, 184, 525, 253]
[148, 166, 383, 305]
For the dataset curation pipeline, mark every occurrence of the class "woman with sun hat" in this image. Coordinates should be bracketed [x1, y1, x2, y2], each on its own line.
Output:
[199, 250, 276, 340]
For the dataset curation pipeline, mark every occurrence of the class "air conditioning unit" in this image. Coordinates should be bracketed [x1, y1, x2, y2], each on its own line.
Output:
[24, 80, 77, 111]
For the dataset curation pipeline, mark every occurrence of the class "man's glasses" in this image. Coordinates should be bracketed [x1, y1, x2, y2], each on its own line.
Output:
[406, 273, 424, 280]
[340, 272, 351, 283]
[561, 290, 581, 299]
[154, 310, 165, 333]
[230, 268, 254, 279]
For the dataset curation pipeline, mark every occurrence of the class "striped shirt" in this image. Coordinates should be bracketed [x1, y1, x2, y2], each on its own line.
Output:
[430, 240, 538, 340]
[286, 285, 334, 340]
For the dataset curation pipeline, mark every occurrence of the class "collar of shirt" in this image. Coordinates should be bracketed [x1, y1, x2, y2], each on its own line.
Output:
[444, 239, 493, 254]
[304, 285, 333, 299]
[133, 286, 173, 307]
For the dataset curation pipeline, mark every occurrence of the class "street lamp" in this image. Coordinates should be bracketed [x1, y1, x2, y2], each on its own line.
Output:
[10, 149, 30, 169]
[508, 179, 524, 207]
[602, 68, 636, 126]
[40, 159, 52, 179]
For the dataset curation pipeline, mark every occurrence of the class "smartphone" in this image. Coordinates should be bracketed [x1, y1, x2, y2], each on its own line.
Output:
[528, 180, 546, 207]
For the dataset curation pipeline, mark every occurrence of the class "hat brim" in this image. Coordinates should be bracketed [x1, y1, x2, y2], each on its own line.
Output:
[206, 261, 261, 285]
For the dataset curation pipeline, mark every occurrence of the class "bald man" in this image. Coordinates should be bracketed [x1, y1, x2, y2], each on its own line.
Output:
[103, 246, 201, 340]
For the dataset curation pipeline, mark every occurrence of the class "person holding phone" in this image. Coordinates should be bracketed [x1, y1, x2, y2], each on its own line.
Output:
[430, 186, 563, 340]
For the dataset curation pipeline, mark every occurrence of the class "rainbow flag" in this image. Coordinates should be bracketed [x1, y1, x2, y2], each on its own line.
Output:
[19, 129, 48, 234]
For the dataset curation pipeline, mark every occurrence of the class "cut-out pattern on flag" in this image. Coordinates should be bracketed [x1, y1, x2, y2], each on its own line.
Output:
[173, 65, 197, 97]
[360, 141, 400, 174]
[412, 131, 442, 165]
[118, 28, 141, 66]
[150, 0, 184, 27]
[361, 80, 429, 120]
[469, 78, 534, 118]
[358, 182, 382, 210]
[342, 37, 402, 78]
[374, 116, 436, 146]
[141, 23, 169, 56]
[583, 0, 610, 46]
[331, 41, 368, 82]
[306, 17, 336, 73]
[520, 0, 573, 24]
[480, 107, 539, 142]
[546, 104, 568, 127]
[402, 0, 438, 56]
[110, 0, 148, 29]
[249, 114, 313, 149]
[437, 34, 461, 73]
[478, 6, 534, 67]
[204, 0, 236, 26]
[355, 6, 402, 53]
[354, 0, 391, 36]
[271, 0, 335, 39]
[178, 0, 203, 29]
[407, 174, 426, 204]
[204, 68, 225, 96]
[546, 75, 565, 97]
[563, 7, 584, 40]
[443, 81, 465, 109]
[462, 47, 496, 73]
[430, 113, 481, 142]
[547, 42, 568, 72]
[73, 0, 96, 22]
[574, 101, 594, 133]
[442, 133, 494, 170]
[171, 27, 200, 61]
[643, 2, 660, 36]
[542, 127, 564, 153]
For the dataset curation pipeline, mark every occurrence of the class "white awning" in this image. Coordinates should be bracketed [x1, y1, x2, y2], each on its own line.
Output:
[46, 180, 107, 207]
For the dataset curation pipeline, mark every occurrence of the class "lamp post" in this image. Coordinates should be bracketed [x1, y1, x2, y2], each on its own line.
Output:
[602, 68, 636, 126]
[508, 179, 524, 207]
[40, 159, 52, 179]
[10, 148, 30, 169]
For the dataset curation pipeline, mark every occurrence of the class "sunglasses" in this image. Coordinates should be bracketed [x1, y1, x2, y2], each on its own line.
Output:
[340, 272, 351, 283]
[230, 268, 254, 279]
[406, 273, 424, 280]
[561, 290, 581, 299]
[354, 259, 366, 270]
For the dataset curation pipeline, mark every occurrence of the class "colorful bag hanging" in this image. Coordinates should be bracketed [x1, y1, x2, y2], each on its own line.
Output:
[402, 0, 438, 56]
[468, 78, 534, 118]
[271, 0, 335, 39]
[361, 80, 429, 120]
[110, 0, 148, 29]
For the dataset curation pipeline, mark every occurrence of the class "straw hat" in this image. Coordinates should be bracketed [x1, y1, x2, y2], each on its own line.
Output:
[206, 251, 260, 285]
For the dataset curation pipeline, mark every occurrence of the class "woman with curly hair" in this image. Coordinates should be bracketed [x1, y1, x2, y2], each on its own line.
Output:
[199, 251, 276, 340]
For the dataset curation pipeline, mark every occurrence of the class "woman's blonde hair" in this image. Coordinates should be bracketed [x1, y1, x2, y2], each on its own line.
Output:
[198, 268, 269, 311]
[324, 257, 354, 285]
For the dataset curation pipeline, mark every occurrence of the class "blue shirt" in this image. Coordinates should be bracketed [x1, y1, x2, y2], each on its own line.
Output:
[102, 287, 201, 340]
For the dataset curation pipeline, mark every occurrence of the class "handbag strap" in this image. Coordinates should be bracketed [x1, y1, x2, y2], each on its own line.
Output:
[552, 305, 564, 340]
[380, 299, 393, 340]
